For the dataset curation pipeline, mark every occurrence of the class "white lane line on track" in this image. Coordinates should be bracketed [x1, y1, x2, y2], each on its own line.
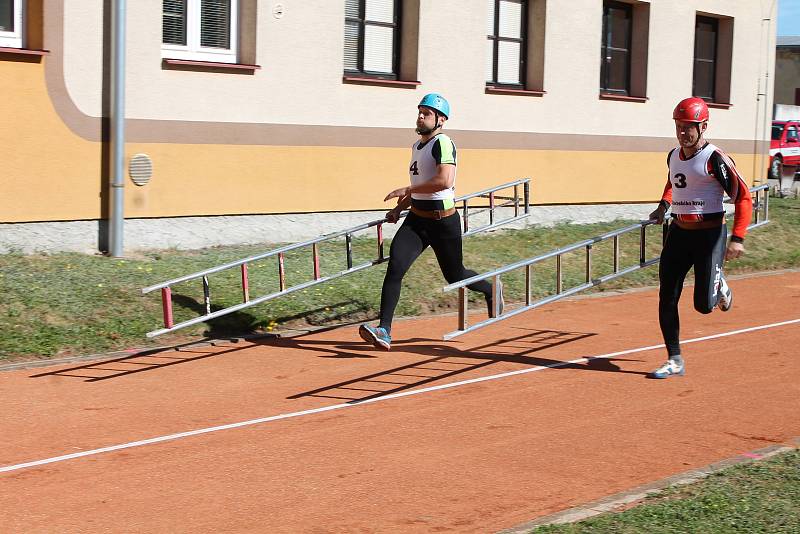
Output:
[2, 318, 799, 474]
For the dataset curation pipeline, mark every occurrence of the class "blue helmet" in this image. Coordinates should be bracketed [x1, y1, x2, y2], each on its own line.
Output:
[418, 93, 450, 119]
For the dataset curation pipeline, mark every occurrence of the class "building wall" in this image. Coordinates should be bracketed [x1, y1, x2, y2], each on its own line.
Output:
[0, 0, 777, 233]
[775, 47, 800, 106]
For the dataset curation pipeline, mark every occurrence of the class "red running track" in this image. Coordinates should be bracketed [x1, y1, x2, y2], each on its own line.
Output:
[1, 271, 798, 532]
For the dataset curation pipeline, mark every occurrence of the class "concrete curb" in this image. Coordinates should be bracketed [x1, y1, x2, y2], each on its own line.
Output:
[499, 437, 800, 533]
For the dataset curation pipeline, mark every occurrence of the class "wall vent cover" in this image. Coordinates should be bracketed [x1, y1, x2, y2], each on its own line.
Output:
[129, 154, 153, 186]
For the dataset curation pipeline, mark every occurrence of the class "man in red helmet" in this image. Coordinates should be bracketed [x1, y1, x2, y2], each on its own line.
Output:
[647, 97, 753, 379]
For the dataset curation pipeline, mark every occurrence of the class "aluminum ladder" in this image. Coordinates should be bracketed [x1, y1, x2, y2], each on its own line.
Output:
[442, 184, 771, 340]
[142, 178, 531, 338]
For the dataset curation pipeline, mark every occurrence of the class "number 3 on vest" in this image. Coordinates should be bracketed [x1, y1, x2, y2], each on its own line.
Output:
[673, 173, 687, 188]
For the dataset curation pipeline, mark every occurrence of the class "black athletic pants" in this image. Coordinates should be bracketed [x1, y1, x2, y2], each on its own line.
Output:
[658, 222, 727, 357]
[379, 212, 492, 332]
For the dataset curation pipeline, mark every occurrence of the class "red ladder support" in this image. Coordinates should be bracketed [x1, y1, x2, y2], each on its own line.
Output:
[377, 224, 384, 260]
[241, 263, 250, 302]
[312, 243, 321, 280]
[278, 252, 286, 291]
[161, 287, 174, 329]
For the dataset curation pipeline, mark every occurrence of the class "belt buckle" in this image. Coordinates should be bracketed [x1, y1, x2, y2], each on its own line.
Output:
[433, 210, 442, 220]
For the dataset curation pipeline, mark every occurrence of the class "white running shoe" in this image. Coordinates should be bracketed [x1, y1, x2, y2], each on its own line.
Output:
[650, 359, 685, 379]
[718, 276, 733, 312]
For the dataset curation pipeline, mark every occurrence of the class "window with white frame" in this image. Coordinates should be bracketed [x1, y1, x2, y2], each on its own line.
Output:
[162, 0, 238, 63]
[0, 0, 24, 49]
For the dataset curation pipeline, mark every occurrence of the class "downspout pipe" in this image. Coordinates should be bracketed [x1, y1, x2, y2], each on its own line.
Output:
[109, 0, 126, 257]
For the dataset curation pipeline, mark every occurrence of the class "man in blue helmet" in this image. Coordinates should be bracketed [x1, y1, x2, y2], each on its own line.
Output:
[359, 93, 503, 350]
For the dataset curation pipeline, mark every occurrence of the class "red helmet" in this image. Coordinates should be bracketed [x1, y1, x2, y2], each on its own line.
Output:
[673, 97, 709, 123]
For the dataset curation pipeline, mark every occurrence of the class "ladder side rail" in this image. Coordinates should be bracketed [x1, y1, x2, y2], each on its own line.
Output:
[145, 258, 383, 338]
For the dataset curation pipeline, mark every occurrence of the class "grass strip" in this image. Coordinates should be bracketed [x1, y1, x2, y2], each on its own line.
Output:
[1, 198, 798, 361]
[531, 448, 800, 533]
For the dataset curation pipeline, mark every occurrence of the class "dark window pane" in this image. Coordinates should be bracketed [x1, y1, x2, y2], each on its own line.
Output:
[693, 60, 715, 99]
[787, 127, 798, 141]
[693, 17, 717, 100]
[200, 0, 231, 49]
[606, 49, 629, 91]
[0, 0, 13, 33]
[695, 20, 716, 61]
[771, 125, 783, 140]
[600, 1, 630, 93]
[608, 6, 630, 49]
[163, 0, 187, 45]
